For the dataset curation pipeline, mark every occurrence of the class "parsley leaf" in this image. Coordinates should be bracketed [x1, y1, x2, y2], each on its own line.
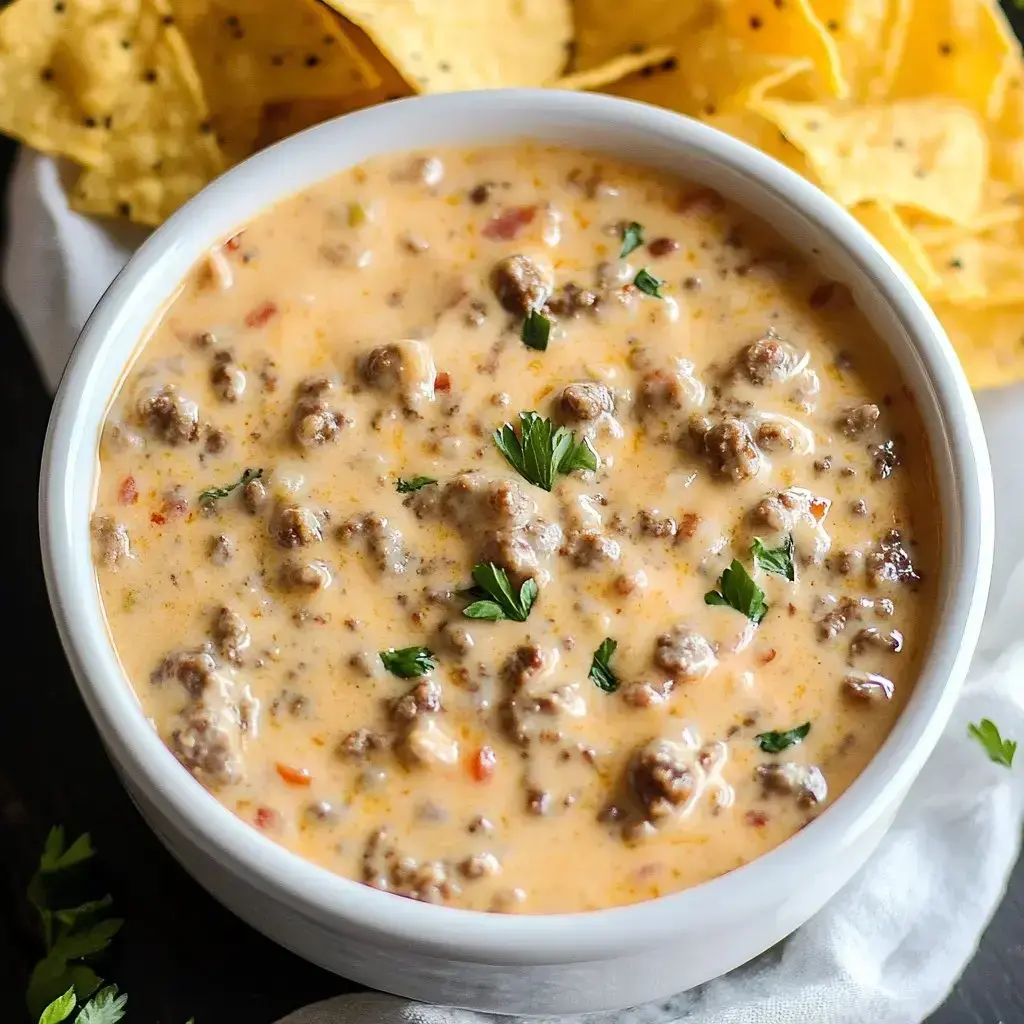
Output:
[521, 308, 552, 351]
[704, 559, 768, 623]
[198, 467, 262, 506]
[493, 412, 598, 491]
[38, 988, 76, 1024]
[76, 985, 127, 1024]
[379, 645, 437, 679]
[752, 535, 796, 582]
[463, 562, 537, 622]
[619, 221, 644, 258]
[968, 719, 1017, 768]
[755, 722, 811, 753]
[396, 475, 437, 493]
[633, 268, 664, 298]
[589, 638, 620, 693]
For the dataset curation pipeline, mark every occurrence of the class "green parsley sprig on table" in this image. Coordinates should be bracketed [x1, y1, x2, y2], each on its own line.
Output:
[968, 718, 1017, 768]
[493, 411, 598, 491]
[462, 562, 537, 622]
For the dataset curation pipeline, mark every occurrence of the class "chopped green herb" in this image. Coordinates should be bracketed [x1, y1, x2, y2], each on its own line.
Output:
[462, 562, 537, 622]
[755, 722, 811, 753]
[521, 308, 552, 350]
[493, 411, 598, 491]
[633, 267, 664, 298]
[705, 559, 768, 623]
[347, 201, 368, 227]
[396, 475, 437, 493]
[752, 535, 796, 581]
[379, 645, 436, 679]
[589, 638, 620, 693]
[619, 221, 644, 258]
[198, 467, 262, 505]
[968, 719, 1017, 768]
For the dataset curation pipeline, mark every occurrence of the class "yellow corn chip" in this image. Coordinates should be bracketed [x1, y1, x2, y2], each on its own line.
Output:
[755, 98, 988, 224]
[702, 108, 816, 181]
[851, 201, 940, 293]
[66, 0, 223, 225]
[808, 0, 905, 100]
[569, 0, 699, 73]
[924, 235, 1024, 307]
[936, 302, 1024, 389]
[608, 10, 815, 119]
[722, 0, 848, 99]
[884, 0, 1019, 119]
[321, 0, 572, 91]
[989, 73, 1024, 187]
[905, 181, 1023, 247]
[552, 47, 674, 93]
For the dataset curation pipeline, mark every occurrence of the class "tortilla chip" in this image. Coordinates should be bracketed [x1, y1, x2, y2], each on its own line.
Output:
[989, 73, 1024, 188]
[755, 98, 988, 224]
[552, 47, 674, 93]
[851, 201, 940, 293]
[702, 108, 816, 181]
[905, 181, 1023, 247]
[722, 0, 848, 99]
[66, 0, 223, 225]
[808, 0, 906, 100]
[168, 0, 379, 164]
[936, 302, 1024, 389]
[608, 10, 815, 119]
[321, 0, 572, 91]
[569, 0, 699, 73]
[923, 234, 1024, 307]
[884, 0, 1019, 119]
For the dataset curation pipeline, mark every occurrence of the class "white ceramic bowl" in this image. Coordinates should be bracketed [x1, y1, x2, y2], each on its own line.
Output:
[41, 90, 993, 1015]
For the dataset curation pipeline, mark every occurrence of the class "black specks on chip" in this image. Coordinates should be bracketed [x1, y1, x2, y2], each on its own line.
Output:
[938, 41, 953, 56]
[121, 38, 131, 49]
[826, 18, 839, 31]
[162, 13, 174, 25]
[40, 67, 54, 82]
[83, 116, 97, 128]
[639, 64, 656, 78]
[913, 166, 926, 179]
[948, 258, 964, 270]
[703, 103, 717, 116]
[270, 54, 284, 66]
[225, 14, 240, 26]
[142, 68, 158, 83]
[660, 57, 678, 72]
[893, 137, 905, 149]
[117, 202, 131, 218]
[53, 1, 65, 11]
[749, 15, 763, 29]
[199, 119, 212, 135]
[439, 61, 451, 72]
[806, 119, 820, 131]
[322, 34, 335, 45]
[304, 54, 320, 68]
[104, 115, 113, 128]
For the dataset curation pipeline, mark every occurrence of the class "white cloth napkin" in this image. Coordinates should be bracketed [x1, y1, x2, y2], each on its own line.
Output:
[9, 147, 1024, 1024]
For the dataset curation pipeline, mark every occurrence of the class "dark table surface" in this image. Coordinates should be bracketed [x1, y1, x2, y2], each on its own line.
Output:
[5, 13, 1024, 1021]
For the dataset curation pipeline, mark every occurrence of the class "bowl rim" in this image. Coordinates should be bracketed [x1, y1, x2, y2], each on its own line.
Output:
[40, 88, 993, 963]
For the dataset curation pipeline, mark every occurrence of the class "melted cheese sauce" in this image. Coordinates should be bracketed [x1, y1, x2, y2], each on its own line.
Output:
[91, 146, 938, 914]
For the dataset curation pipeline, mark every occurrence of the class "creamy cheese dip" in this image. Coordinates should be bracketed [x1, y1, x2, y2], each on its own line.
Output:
[91, 145, 938, 914]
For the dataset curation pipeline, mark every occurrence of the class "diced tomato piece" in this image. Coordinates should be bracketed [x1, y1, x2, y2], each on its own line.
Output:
[118, 475, 138, 505]
[744, 810, 769, 828]
[758, 648, 777, 665]
[434, 371, 452, 393]
[254, 805, 280, 830]
[276, 763, 312, 787]
[482, 205, 536, 240]
[469, 745, 497, 782]
[225, 232, 244, 252]
[150, 512, 166, 526]
[244, 300, 278, 329]
[810, 497, 830, 521]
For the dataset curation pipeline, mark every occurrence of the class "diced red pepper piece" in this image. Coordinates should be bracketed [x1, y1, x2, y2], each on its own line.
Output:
[225, 232, 244, 252]
[482, 205, 536, 240]
[150, 512, 166, 526]
[244, 300, 278, 329]
[118, 475, 138, 505]
[469, 745, 497, 782]
[744, 810, 769, 828]
[276, 763, 312, 787]
[254, 805, 280, 830]
[434, 371, 451, 393]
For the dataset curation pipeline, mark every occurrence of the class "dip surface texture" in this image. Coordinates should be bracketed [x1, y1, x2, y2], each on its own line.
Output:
[91, 145, 938, 914]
